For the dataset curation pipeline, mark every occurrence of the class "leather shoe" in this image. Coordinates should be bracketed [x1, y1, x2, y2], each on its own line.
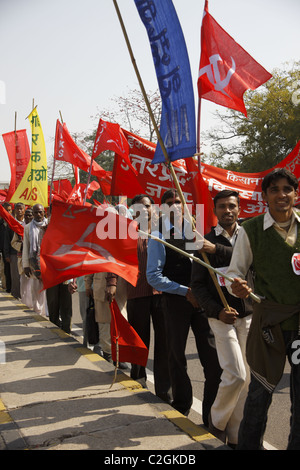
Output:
[103, 351, 113, 363]
[114, 361, 128, 370]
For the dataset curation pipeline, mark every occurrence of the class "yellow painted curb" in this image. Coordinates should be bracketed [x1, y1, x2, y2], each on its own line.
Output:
[160, 409, 215, 442]
[0, 399, 12, 424]
[76, 347, 104, 362]
[116, 375, 146, 392]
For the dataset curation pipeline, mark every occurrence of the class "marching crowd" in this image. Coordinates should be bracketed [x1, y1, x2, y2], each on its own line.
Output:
[0, 167, 300, 450]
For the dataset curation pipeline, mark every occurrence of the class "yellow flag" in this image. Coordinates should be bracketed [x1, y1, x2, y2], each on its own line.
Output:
[10, 107, 48, 207]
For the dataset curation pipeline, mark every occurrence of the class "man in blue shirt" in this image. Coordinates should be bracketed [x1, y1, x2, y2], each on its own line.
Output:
[146, 189, 221, 424]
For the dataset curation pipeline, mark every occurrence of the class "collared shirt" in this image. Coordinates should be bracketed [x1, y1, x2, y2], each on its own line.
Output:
[146, 216, 191, 297]
[225, 209, 300, 295]
[214, 222, 240, 247]
[263, 209, 299, 244]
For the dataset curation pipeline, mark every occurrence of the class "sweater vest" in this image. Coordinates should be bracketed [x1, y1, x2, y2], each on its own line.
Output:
[159, 218, 192, 286]
[242, 214, 300, 305]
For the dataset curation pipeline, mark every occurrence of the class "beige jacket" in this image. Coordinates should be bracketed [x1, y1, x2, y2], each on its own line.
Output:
[84, 272, 127, 323]
[11, 232, 23, 275]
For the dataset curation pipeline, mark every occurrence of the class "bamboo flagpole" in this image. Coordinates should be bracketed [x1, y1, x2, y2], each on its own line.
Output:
[113, 0, 232, 310]
[195, 88, 232, 308]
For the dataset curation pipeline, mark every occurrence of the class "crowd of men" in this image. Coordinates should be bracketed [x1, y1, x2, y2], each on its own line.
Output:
[0, 167, 299, 450]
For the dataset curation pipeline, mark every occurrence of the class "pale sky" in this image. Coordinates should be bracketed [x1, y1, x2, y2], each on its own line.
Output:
[1, 0, 299, 183]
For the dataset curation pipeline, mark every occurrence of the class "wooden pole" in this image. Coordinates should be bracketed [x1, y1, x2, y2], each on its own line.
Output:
[13, 112, 18, 198]
[113, 0, 231, 309]
[196, 96, 231, 308]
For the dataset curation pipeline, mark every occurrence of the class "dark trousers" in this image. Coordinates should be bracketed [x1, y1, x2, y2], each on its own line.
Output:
[10, 254, 20, 299]
[46, 283, 72, 334]
[127, 295, 172, 404]
[238, 330, 300, 450]
[2, 254, 11, 293]
[161, 293, 222, 425]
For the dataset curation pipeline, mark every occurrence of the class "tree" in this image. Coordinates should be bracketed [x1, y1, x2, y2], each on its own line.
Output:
[77, 88, 161, 202]
[56, 88, 162, 203]
[94, 88, 161, 143]
[203, 61, 300, 172]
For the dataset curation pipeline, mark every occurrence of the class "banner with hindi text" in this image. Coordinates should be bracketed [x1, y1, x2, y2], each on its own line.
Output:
[134, 0, 196, 163]
[2, 129, 31, 202]
[110, 129, 300, 220]
[10, 108, 48, 207]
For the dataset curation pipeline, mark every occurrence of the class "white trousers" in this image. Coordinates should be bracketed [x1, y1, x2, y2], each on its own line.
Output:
[31, 277, 47, 316]
[208, 315, 252, 444]
[20, 274, 33, 308]
[98, 323, 111, 355]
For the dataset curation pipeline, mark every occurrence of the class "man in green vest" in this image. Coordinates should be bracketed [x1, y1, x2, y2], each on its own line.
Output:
[226, 168, 300, 450]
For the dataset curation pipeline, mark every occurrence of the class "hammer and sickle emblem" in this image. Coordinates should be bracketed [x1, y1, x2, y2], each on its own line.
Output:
[199, 54, 236, 97]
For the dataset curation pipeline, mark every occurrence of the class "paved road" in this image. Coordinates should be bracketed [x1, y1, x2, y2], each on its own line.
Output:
[70, 293, 291, 450]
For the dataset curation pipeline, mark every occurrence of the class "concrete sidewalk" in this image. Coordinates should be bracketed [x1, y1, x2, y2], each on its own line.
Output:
[0, 289, 228, 451]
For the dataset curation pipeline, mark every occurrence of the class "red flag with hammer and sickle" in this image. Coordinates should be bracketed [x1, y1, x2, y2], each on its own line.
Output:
[198, 0, 272, 116]
[40, 199, 139, 290]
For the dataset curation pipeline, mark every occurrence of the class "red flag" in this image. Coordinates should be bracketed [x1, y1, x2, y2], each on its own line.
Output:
[0, 190, 8, 202]
[96, 170, 113, 196]
[110, 128, 156, 198]
[110, 299, 148, 367]
[48, 179, 73, 203]
[40, 199, 139, 290]
[0, 204, 24, 237]
[54, 120, 106, 181]
[66, 180, 100, 204]
[92, 119, 137, 175]
[2, 129, 30, 201]
[52, 179, 73, 198]
[110, 154, 146, 198]
[198, 0, 272, 116]
[185, 157, 217, 234]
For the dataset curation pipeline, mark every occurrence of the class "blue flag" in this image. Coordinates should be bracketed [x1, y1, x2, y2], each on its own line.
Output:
[134, 0, 196, 164]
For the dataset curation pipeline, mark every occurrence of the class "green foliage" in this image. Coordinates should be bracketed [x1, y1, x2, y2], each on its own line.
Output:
[204, 61, 300, 173]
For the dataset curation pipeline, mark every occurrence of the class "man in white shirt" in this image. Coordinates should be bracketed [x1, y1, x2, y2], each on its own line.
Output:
[191, 190, 253, 447]
[22, 204, 47, 316]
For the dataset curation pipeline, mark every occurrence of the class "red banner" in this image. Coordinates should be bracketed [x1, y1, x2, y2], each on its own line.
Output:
[201, 140, 300, 218]
[111, 129, 195, 203]
[40, 199, 139, 290]
[2, 129, 30, 202]
[110, 129, 300, 219]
